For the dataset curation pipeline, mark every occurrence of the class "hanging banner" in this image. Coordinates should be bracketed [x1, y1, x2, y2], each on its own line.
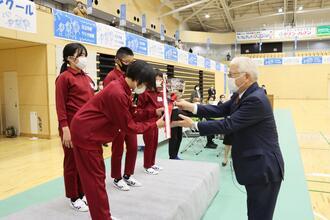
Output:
[188, 53, 197, 66]
[178, 49, 188, 65]
[216, 63, 221, 71]
[204, 58, 211, 69]
[175, 30, 180, 41]
[96, 23, 125, 49]
[252, 58, 264, 66]
[282, 57, 302, 65]
[126, 32, 148, 55]
[164, 44, 178, 62]
[160, 24, 165, 41]
[236, 30, 273, 41]
[211, 60, 216, 70]
[119, 4, 126, 26]
[148, 39, 164, 59]
[264, 58, 283, 65]
[274, 27, 316, 39]
[141, 14, 146, 33]
[54, 9, 97, 44]
[322, 56, 330, 64]
[317, 25, 330, 36]
[0, 0, 37, 33]
[302, 56, 323, 64]
[197, 56, 205, 68]
[87, 0, 93, 14]
[207, 38, 211, 50]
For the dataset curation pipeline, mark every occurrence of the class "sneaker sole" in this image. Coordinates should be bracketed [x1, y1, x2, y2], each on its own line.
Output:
[113, 182, 130, 191]
[70, 204, 89, 212]
[144, 170, 159, 175]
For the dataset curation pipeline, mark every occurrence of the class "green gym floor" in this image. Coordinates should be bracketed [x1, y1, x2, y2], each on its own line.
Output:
[0, 109, 314, 220]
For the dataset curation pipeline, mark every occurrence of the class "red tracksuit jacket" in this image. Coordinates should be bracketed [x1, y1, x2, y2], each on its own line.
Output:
[103, 68, 123, 87]
[55, 67, 94, 128]
[70, 77, 156, 150]
[137, 90, 163, 122]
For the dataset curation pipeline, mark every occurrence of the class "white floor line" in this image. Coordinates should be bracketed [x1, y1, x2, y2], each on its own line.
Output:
[307, 173, 330, 178]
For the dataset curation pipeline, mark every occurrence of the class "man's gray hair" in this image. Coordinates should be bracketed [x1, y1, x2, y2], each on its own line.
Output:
[230, 57, 259, 80]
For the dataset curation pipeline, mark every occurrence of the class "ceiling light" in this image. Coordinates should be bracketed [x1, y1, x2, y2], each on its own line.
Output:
[205, 14, 210, 18]
[298, 6, 303, 11]
[278, 8, 283, 13]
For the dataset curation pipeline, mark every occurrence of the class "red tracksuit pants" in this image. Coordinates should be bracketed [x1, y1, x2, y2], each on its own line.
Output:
[60, 130, 83, 199]
[143, 127, 159, 169]
[111, 132, 137, 179]
[74, 146, 113, 220]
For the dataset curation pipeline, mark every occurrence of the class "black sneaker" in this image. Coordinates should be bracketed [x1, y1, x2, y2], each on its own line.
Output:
[205, 142, 217, 149]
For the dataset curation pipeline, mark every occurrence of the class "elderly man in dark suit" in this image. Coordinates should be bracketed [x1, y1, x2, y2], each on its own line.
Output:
[173, 57, 284, 220]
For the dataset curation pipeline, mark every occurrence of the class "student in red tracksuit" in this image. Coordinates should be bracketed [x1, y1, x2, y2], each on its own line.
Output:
[70, 60, 164, 220]
[103, 47, 141, 191]
[55, 43, 93, 212]
[137, 70, 164, 175]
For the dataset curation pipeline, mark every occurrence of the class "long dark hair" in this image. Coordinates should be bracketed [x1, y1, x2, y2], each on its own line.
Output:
[126, 60, 155, 88]
[60, 43, 88, 74]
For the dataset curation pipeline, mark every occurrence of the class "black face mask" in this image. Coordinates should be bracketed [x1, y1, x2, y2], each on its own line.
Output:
[120, 63, 128, 73]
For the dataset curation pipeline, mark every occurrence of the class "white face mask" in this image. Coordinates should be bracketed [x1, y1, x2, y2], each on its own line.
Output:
[228, 74, 246, 92]
[134, 84, 146, 94]
[227, 78, 238, 92]
[75, 57, 88, 70]
[156, 80, 162, 88]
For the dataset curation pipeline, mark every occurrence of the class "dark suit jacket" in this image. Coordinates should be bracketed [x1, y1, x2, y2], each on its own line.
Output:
[197, 83, 284, 185]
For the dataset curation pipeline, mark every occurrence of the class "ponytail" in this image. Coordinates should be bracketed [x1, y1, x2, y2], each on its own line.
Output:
[60, 61, 68, 74]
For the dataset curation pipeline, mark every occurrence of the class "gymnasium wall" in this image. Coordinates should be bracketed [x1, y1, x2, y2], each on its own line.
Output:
[0, 46, 50, 137]
[93, 0, 179, 39]
[258, 64, 329, 100]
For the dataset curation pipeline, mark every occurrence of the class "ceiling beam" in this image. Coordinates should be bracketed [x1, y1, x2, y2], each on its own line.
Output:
[219, 0, 235, 31]
[258, 1, 262, 15]
[185, 0, 209, 31]
[159, 0, 209, 18]
[233, 6, 330, 23]
[215, 0, 230, 31]
[182, 0, 216, 23]
[229, 0, 264, 10]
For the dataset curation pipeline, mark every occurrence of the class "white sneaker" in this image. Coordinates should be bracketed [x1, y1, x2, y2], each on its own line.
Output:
[82, 195, 88, 205]
[124, 176, 142, 187]
[152, 165, 163, 171]
[145, 167, 159, 175]
[111, 216, 120, 220]
[113, 179, 130, 191]
[70, 198, 89, 212]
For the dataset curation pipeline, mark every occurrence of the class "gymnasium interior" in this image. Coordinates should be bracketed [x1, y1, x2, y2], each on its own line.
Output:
[0, 0, 329, 219]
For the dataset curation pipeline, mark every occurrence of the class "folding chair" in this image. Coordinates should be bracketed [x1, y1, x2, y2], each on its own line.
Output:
[180, 128, 206, 155]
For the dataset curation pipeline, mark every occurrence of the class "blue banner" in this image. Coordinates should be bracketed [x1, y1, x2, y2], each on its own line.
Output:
[87, 0, 93, 14]
[164, 44, 178, 62]
[120, 4, 126, 26]
[160, 24, 165, 41]
[204, 58, 211, 69]
[126, 32, 148, 55]
[216, 63, 221, 71]
[302, 56, 323, 64]
[188, 53, 197, 66]
[53, 9, 97, 44]
[142, 14, 146, 33]
[175, 30, 180, 41]
[207, 38, 211, 50]
[264, 58, 283, 65]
